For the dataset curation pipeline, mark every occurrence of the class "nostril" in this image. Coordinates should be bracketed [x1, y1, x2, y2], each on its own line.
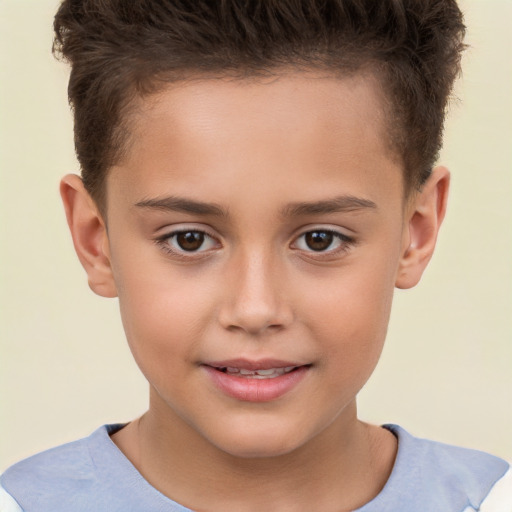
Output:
[217, 269, 294, 334]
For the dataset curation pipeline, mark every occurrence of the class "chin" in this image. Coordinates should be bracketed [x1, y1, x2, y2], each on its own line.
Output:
[203, 420, 313, 459]
[216, 438, 302, 459]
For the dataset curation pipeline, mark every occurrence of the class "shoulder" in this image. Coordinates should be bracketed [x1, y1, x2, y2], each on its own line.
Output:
[1, 431, 97, 485]
[479, 467, 512, 511]
[381, 425, 512, 511]
[0, 486, 22, 512]
[0, 425, 125, 512]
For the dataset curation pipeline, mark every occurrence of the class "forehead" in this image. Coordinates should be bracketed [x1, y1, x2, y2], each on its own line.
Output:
[128, 70, 391, 154]
[109, 71, 402, 212]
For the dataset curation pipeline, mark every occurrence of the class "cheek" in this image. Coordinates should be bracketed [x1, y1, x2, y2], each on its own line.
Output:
[297, 256, 397, 380]
[300, 256, 395, 330]
[113, 260, 217, 377]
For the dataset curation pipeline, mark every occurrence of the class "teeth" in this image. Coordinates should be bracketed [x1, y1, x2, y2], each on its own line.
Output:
[254, 369, 278, 376]
[222, 366, 297, 378]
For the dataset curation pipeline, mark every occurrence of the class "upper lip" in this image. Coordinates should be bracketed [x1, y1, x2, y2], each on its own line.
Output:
[204, 358, 308, 371]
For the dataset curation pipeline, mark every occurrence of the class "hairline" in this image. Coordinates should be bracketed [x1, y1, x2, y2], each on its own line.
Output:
[95, 63, 411, 217]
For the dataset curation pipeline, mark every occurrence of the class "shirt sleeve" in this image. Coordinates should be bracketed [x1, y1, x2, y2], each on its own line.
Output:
[0, 486, 23, 512]
[479, 466, 512, 512]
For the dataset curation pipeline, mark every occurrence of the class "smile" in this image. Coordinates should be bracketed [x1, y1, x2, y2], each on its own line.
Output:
[203, 360, 310, 402]
[217, 366, 298, 379]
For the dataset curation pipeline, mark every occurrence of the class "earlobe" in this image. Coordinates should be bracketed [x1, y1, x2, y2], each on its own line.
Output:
[60, 174, 117, 298]
[395, 166, 450, 289]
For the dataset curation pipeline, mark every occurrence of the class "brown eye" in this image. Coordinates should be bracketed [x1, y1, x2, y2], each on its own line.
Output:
[304, 231, 334, 251]
[158, 229, 218, 257]
[176, 231, 205, 251]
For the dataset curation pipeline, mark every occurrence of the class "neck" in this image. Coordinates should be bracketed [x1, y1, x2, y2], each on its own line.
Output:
[112, 392, 396, 512]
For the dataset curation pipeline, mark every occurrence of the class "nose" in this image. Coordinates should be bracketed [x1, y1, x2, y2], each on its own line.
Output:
[218, 250, 293, 336]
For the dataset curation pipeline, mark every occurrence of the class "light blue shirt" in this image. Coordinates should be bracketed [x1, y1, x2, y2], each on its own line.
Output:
[1, 424, 510, 511]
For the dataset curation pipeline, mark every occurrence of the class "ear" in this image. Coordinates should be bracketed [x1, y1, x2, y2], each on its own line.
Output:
[395, 166, 450, 289]
[60, 174, 117, 298]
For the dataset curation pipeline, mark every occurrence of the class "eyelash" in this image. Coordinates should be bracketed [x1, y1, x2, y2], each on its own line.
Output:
[155, 229, 220, 260]
[154, 228, 356, 260]
[292, 230, 355, 259]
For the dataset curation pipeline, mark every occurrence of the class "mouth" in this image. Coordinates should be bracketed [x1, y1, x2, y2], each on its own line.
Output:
[204, 358, 310, 378]
[212, 366, 300, 379]
[202, 360, 311, 402]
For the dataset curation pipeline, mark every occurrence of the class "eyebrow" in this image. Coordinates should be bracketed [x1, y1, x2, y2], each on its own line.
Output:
[280, 195, 377, 217]
[134, 194, 377, 217]
[135, 196, 228, 217]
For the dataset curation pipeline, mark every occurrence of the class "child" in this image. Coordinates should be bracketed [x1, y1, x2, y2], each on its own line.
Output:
[1, 0, 510, 510]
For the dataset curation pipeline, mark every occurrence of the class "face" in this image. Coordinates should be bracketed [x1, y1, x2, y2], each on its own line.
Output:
[103, 72, 408, 458]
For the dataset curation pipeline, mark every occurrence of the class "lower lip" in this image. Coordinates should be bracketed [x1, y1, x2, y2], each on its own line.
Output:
[203, 366, 310, 402]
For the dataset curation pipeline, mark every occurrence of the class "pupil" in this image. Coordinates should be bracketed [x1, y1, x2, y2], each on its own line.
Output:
[305, 231, 333, 251]
[177, 231, 204, 251]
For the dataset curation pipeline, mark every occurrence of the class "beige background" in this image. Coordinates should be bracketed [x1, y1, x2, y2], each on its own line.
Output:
[1, 0, 511, 471]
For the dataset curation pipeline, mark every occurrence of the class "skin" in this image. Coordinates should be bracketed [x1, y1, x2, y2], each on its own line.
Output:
[61, 71, 449, 511]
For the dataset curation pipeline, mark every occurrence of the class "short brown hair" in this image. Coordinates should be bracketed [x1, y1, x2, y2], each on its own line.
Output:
[53, 0, 465, 209]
